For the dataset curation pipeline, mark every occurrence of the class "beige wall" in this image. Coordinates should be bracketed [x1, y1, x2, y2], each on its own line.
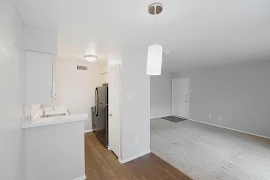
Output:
[54, 61, 102, 131]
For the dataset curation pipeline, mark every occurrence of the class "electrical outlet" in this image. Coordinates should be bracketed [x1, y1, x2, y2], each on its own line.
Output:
[218, 116, 222, 121]
[209, 114, 212, 118]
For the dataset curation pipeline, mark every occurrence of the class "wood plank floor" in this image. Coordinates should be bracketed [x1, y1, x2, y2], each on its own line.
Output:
[85, 132, 191, 180]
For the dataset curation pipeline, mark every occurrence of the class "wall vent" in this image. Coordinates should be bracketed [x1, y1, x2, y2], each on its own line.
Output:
[77, 65, 87, 70]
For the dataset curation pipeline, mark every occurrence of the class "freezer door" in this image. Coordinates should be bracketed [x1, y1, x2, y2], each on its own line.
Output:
[96, 86, 107, 105]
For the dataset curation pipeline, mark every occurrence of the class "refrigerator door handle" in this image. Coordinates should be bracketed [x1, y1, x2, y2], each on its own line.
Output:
[95, 88, 99, 116]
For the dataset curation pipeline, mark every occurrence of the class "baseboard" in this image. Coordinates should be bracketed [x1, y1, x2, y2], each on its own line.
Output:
[73, 175, 86, 180]
[84, 129, 93, 133]
[107, 146, 112, 151]
[189, 118, 270, 140]
[118, 150, 151, 164]
[150, 114, 172, 119]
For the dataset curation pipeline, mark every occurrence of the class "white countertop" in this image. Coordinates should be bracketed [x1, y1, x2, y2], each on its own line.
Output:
[23, 113, 88, 128]
[23, 104, 88, 128]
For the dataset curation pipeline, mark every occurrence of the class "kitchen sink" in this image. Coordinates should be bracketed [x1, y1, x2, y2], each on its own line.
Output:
[40, 113, 68, 118]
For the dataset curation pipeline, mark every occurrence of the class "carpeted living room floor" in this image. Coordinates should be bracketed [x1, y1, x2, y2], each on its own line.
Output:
[150, 118, 270, 180]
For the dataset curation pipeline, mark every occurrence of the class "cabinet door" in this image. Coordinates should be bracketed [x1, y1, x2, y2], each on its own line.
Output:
[26, 51, 53, 104]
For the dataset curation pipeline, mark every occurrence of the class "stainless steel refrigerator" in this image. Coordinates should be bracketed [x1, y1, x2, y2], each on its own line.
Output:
[95, 84, 108, 147]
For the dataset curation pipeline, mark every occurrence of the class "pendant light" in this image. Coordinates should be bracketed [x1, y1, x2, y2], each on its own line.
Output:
[147, 3, 163, 75]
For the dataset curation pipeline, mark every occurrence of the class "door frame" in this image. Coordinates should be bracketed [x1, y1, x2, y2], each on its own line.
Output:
[172, 78, 190, 119]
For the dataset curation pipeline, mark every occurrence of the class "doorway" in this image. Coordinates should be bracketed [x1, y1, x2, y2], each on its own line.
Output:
[172, 78, 190, 119]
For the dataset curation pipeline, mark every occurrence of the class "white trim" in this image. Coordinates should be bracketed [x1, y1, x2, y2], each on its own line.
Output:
[73, 175, 86, 180]
[189, 118, 270, 140]
[84, 129, 93, 133]
[107, 146, 112, 151]
[118, 150, 151, 164]
[150, 114, 172, 119]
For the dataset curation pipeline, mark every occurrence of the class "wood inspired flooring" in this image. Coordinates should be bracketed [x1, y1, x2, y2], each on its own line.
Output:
[85, 132, 191, 180]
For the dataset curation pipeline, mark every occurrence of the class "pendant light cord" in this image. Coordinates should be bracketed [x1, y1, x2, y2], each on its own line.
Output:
[154, 5, 157, 44]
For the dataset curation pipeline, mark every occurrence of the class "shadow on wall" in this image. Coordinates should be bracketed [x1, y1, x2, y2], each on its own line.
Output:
[150, 72, 172, 119]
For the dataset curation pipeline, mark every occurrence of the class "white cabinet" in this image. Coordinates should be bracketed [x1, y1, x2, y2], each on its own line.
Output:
[26, 51, 54, 104]
[24, 120, 85, 180]
[25, 26, 57, 54]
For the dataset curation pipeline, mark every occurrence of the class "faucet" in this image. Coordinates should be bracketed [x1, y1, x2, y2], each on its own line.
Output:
[42, 105, 55, 117]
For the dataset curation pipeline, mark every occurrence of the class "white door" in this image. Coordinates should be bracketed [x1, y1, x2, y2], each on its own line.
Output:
[172, 78, 189, 118]
[108, 65, 120, 157]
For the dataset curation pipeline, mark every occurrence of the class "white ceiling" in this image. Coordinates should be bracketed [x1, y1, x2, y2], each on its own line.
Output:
[15, 0, 270, 71]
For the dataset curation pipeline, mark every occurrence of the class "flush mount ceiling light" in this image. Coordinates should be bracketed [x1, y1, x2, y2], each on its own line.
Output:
[147, 2, 163, 76]
[84, 55, 97, 62]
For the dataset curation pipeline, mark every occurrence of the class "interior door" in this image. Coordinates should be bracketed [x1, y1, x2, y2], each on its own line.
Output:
[172, 78, 189, 118]
[108, 65, 120, 157]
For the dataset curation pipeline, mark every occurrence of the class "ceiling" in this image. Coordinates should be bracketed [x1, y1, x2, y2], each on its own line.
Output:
[15, 0, 270, 72]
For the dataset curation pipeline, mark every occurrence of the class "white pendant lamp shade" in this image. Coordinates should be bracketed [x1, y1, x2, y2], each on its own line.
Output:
[147, 2, 163, 75]
[147, 44, 163, 75]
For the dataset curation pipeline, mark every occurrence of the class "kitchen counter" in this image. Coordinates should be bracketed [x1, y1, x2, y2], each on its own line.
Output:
[23, 113, 88, 128]
[23, 104, 88, 128]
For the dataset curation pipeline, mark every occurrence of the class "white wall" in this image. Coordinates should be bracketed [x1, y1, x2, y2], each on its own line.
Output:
[173, 60, 270, 138]
[121, 47, 150, 160]
[54, 61, 102, 131]
[150, 73, 172, 119]
[0, 2, 26, 180]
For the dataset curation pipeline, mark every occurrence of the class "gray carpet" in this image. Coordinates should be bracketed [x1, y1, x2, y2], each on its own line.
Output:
[162, 116, 186, 123]
[150, 118, 270, 180]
